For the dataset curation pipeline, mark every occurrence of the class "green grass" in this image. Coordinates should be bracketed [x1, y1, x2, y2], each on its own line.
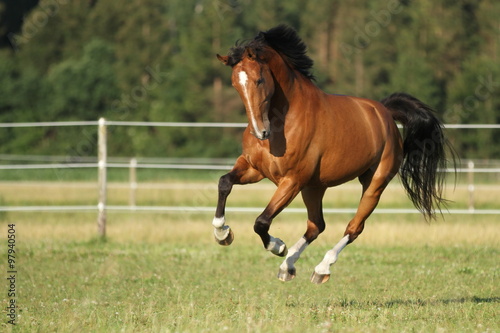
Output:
[0, 164, 498, 184]
[0, 211, 498, 333]
[0, 180, 498, 332]
[0, 177, 499, 210]
[0, 168, 225, 182]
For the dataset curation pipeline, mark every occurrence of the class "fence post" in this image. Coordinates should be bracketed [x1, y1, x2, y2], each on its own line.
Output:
[467, 160, 475, 212]
[97, 118, 107, 238]
[129, 158, 137, 208]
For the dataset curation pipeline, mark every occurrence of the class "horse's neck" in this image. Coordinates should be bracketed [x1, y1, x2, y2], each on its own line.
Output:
[270, 63, 294, 98]
[271, 68, 317, 118]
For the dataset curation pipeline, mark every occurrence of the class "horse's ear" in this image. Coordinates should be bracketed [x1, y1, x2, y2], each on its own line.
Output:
[217, 54, 230, 66]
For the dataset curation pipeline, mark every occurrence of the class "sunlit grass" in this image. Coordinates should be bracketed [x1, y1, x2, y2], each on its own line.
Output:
[2, 211, 498, 333]
[4, 209, 498, 248]
[1, 178, 499, 210]
[0, 179, 498, 332]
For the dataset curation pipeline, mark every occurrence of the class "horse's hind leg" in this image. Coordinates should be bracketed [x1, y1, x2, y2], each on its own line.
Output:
[311, 166, 396, 284]
[278, 186, 326, 281]
[213, 156, 264, 245]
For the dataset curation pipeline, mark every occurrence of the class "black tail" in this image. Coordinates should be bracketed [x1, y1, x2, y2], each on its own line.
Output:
[381, 93, 456, 220]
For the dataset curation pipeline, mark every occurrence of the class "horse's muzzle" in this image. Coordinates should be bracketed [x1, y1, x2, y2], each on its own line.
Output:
[253, 129, 270, 140]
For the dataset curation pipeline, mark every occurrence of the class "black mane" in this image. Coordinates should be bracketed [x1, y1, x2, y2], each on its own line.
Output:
[226, 25, 315, 80]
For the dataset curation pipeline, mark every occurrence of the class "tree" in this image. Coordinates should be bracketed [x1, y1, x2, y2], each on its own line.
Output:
[0, 53, 48, 153]
[383, 30, 440, 107]
[47, 38, 119, 120]
[445, 56, 500, 158]
[0, 0, 499, 159]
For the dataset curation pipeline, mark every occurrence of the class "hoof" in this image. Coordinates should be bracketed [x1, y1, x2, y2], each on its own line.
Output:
[310, 271, 330, 284]
[268, 238, 288, 257]
[214, 228, 234, 246]
[277, 245, 288, 257]
[277, 267, 296, 282]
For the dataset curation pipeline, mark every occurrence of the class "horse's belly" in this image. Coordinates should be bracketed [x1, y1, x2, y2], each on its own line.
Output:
[316, 152, 379, 187]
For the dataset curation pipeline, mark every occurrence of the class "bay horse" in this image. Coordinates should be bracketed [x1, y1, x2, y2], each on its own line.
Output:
[213, 25, 453, 284]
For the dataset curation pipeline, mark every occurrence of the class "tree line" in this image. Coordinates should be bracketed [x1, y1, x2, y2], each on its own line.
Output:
[0, 0, 499, 159]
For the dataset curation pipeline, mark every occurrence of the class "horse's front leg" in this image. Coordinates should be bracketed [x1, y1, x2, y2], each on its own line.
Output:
[254, 178, 302, 257]
[213, 157, 263, 245]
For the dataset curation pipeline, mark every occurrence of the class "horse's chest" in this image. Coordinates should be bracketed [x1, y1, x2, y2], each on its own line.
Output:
[264, 160, 286, 183]
[246, 151, 297, 184]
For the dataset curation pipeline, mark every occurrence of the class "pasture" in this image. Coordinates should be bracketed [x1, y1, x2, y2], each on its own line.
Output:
[0, 178, 498, 332]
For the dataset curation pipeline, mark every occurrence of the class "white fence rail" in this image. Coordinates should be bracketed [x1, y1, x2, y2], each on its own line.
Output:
[1, 119, 499, 237]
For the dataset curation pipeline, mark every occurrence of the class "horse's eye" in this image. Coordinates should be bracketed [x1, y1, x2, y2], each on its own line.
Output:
[256, 78, 264, 86]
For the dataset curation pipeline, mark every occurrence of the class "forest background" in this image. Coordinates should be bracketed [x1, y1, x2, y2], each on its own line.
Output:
[0, 0, 499, 160]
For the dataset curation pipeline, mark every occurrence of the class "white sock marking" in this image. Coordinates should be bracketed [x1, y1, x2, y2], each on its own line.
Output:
[212, 216, 231, 241]
[212, 216, 226, 229]
[279, 237, 308, 272]
[314, 235, 350, 275]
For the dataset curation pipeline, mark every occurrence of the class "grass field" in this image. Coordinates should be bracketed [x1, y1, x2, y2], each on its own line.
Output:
[0, 179, 499, 332]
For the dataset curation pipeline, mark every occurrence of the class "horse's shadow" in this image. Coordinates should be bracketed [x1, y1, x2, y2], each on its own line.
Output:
[338, 296, 499, 308]
[385, 296, 499, 307]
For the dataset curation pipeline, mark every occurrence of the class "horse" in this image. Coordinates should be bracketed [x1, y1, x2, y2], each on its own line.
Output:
[212, 25, 454, 284]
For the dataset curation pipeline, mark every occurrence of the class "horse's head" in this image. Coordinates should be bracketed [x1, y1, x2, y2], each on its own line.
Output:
[217, 46, 275, 140]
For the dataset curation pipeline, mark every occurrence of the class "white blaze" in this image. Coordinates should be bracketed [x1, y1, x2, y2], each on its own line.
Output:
[238, 70, 261, 137]
[238, 70, 248, 87]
